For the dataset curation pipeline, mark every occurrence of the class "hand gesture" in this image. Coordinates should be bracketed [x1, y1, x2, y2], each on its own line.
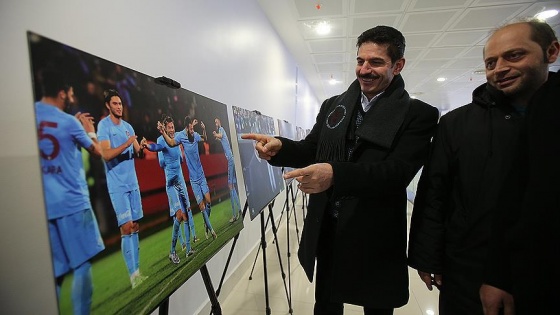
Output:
[157, 121, 165, 134]
[125, 135, 138, 147]
[284, 163, 333, 194]
[241, 133, 282, 160]
[75, 112, 95, 133]
[140, 137, 148, 148]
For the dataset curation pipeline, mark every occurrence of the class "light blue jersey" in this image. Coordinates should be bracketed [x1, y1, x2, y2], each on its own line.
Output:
[97, 116, 139, 193]
[217, 126, 233, 161]
[35, 102, 93, 219]
[175, 130, 205, 182]
[155, 135, 184, 183]
[153, 136, 191, 215]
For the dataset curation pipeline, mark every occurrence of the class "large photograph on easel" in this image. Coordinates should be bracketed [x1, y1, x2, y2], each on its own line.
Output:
[232, 106, 284, 220]
[27, 31, 243, 314]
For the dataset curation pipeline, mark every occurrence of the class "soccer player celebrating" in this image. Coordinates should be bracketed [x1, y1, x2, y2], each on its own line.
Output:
[213, 118, 241, 222]
[159, 115, 217, 240]
[35, 69, 105, 314]
[97, 89, 147, 289]
[141, 115, 196, 263]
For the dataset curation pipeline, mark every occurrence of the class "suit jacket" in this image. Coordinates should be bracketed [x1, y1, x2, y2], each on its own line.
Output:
[270, 75, 439, 308]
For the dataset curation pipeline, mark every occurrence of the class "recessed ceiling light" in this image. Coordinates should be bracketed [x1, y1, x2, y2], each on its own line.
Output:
[426, 310, 435, 315]
[328, 75, 337, 85]
[535, 9, 558, 20]
[315, 21, 331, 35]
[437, 77, 446, 82]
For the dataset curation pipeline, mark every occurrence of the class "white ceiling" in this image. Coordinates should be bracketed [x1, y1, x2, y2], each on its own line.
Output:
[257, 0, 560, 113]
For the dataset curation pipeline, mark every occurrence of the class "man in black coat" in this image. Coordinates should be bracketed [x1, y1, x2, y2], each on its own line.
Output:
[482, 23, 559, 315]
[243, 26, 439, 315]
[408, 20, 559, 315]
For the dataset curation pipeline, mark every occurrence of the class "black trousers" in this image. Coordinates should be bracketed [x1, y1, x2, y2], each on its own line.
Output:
[314, 215, 393, 315]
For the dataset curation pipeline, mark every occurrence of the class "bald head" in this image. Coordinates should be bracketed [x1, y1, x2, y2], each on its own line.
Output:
[483, 21, 559, 105]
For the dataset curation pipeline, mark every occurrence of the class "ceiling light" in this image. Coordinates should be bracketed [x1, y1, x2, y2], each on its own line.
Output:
[329, 75, 337, 85]
[535, 9, 558, 21]
[426, 310, 435, 315]
[315, 21, 331, 35]
[437, 77, 446, 82]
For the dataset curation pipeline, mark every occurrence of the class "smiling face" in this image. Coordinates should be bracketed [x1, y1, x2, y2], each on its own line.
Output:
[484, 23, 557, 105]
[106, 96, 123, 119]
[165, 121, 175, 138]
[355, 42, 405, 100]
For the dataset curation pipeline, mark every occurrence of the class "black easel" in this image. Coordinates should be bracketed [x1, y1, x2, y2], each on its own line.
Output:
[214, 201, 249, 298]
[283, 180, 298, 311]
[301, 189, 308, 219]
[258, 202, 293, 314]
[287, 180, 301, 244]
[158, 298, 169, 315]
[201, 264, 222, 315]
[159, 265, 221, 315]
[248, 199, 276, 280]
[259, 210, 272, 315]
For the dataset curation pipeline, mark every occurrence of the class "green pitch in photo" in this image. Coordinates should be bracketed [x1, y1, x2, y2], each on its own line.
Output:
[57, 201, 243, 314]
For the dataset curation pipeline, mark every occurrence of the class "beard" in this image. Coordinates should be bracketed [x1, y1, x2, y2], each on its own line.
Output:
[63, 96, 74, 113]
[111, 109, 122, 119]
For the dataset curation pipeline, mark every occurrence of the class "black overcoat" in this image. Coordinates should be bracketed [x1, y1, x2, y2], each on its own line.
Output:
[484, 71, 560, 315]
[270, 75, 439, 308]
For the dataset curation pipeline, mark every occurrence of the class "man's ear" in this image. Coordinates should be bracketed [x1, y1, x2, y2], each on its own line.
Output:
[546, 41, 560, 64]
[393, 58, 405, 75]
[58, 89, 66, 101]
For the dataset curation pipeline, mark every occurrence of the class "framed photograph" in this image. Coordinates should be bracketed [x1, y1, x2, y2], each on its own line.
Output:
[27, 31, 243, 314]
[232, 106, 284, 220]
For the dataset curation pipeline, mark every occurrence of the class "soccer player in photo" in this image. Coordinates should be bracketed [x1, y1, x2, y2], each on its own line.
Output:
[35, 69, 105, 314]
[158, 115, 217, 240]
[141, 115, 196, 263]
[213, 117, 241, 222]
[97, 89, 147, 289]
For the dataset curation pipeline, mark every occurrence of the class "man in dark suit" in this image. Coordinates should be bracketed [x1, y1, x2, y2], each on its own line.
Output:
[243, 25, 439, 315]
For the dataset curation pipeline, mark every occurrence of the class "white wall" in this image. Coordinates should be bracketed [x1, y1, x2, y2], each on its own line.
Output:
[0, 0, 320, 313]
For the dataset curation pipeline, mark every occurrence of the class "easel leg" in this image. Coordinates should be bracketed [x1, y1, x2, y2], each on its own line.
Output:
[201, 265, 222, 315]
[260, 211, 272, 315]
[268, 203, 293, 313]
[158, 298, 169, 315]
[289, 183, 301, 244]
[215, 201, 249, 297]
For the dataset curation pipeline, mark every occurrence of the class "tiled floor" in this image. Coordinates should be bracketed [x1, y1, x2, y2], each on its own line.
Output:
[217, 200, 440, 315]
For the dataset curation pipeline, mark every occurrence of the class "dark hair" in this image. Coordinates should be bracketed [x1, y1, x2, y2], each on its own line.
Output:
[162, 115, 174, 126]
[356, 25, 406, 63]
[184, 115, 193, 127]
[103, 89, 121, 104]
[40, 68, 70, 98]
[526, 19, 558, 62]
